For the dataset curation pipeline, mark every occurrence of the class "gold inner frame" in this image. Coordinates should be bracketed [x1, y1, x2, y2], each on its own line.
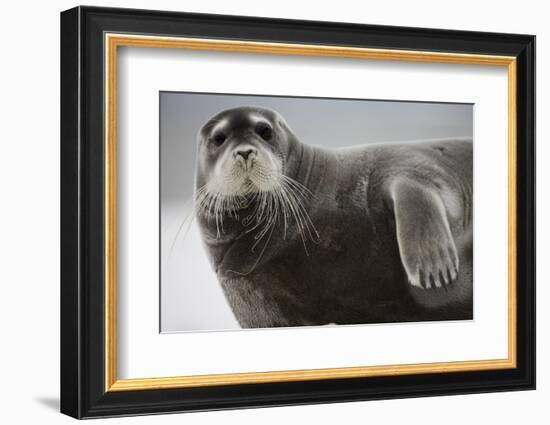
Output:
[104, 33, 517, 392]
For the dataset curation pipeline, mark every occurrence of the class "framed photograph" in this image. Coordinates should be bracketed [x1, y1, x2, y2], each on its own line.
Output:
[60, 6, 535, 419]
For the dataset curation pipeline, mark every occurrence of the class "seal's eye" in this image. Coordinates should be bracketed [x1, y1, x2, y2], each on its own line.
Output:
[255, 122, 273, 141]
[212, 132, 227, 146]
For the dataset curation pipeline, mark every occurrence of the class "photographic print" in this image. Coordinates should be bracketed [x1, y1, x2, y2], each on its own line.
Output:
[161, 92, 473, 332]
[61, 8, 535, 417]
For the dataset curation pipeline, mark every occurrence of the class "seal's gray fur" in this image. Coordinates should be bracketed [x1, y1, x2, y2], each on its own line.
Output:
[195, 106, 473, 328]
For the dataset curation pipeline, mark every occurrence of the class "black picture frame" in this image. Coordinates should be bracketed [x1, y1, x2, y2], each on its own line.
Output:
[60, 5, 535, 419]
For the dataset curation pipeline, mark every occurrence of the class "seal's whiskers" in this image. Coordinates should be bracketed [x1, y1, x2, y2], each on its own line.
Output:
[193, 174, 319, 259]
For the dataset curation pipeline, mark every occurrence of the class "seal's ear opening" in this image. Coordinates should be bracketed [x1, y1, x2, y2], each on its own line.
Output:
[275, 114, 293, 134]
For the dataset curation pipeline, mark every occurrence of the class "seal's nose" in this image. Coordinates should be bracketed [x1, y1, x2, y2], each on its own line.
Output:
[234, 148, 256, 161]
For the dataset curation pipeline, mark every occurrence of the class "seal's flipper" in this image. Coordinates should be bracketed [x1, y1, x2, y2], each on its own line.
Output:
[391, 179, 459, 290]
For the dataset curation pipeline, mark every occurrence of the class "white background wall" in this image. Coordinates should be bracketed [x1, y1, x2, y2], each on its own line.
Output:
[0, 0, 545, 423]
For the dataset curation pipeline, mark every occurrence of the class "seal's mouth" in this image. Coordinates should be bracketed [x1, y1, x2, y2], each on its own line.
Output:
[225, 153, 281, 195]
[195, 165, 320, 275]
[195, 172, 319, 240]
[235, 157, 256, 173]
[239, 176, 264, 195]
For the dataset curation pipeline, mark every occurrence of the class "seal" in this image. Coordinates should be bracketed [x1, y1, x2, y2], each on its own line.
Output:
[194, 106, 473, 328]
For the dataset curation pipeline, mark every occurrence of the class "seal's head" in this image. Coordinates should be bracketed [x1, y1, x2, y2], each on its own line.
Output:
[195, 106, 294, 197]
[194, 106, 318, 253]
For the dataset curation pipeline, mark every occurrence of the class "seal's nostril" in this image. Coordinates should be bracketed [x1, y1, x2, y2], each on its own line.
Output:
[235, 148, 255, 161]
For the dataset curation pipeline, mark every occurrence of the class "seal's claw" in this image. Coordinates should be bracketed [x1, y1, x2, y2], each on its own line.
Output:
[441, 269, 449, 286]
[416, 244, 459, 290]
[433, 273, 442, 288]
[408, 269, 423, 289]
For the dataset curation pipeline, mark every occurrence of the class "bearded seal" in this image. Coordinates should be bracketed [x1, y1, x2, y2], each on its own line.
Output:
[194, 106, 473, 328]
